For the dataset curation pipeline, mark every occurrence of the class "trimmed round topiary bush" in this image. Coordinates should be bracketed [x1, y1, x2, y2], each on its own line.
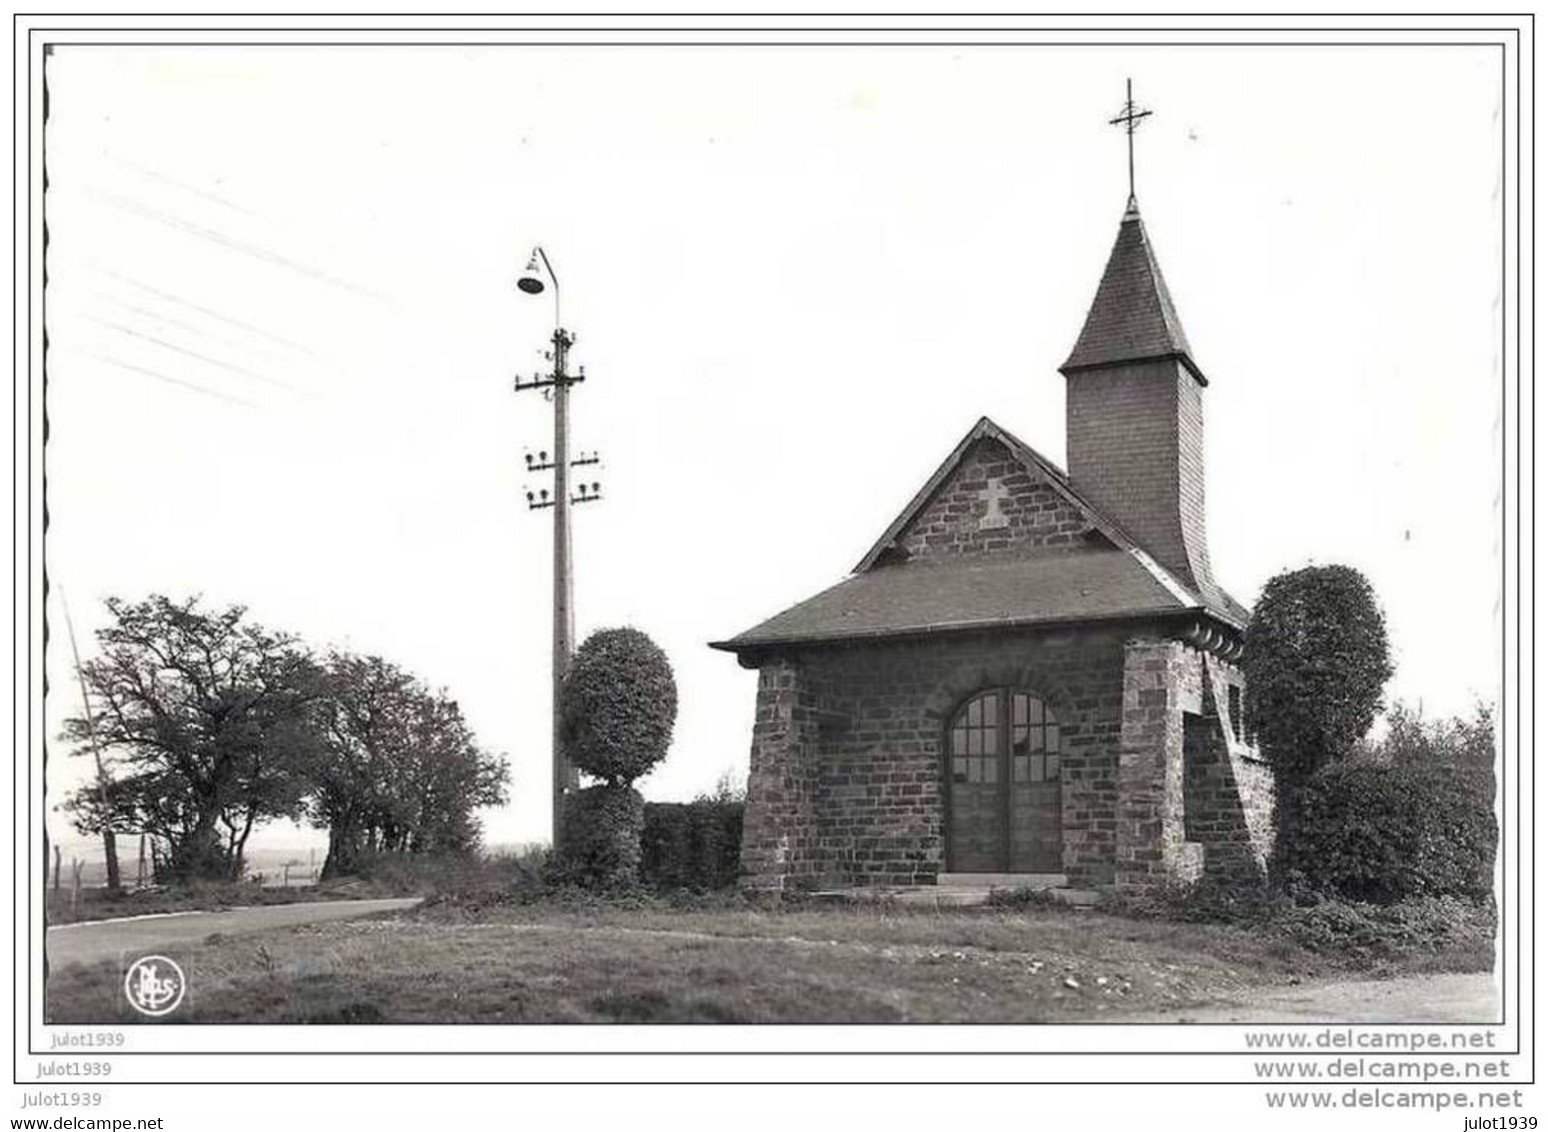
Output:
[1242, 563, 1394, 876]
[1242, 564, 1394, 782]
[560, 628, 678, 787]
[556, 628, 677, 889]
[555, 784, 646, 889]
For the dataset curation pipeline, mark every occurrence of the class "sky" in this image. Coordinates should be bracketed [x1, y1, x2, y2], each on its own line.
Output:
[42, 43, 1503, 855]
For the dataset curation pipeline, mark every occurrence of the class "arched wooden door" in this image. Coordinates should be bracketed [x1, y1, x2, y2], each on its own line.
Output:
[945, 688, 1063, 873]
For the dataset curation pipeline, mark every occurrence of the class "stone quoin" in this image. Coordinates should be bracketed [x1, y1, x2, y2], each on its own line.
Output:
[713, 191, 1273, 896]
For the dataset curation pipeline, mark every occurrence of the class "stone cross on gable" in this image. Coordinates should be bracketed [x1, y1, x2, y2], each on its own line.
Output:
[978, 477, 1012, 531]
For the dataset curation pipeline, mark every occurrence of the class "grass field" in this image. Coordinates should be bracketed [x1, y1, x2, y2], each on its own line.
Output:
[45, 897, 1383, 1024]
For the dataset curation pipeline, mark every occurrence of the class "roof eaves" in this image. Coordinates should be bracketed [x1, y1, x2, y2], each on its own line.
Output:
[709, 604, 1209, 653]
[1059, 349, 1208, 387]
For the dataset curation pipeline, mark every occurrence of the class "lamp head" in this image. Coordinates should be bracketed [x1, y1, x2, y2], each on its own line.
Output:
[516, 249, 546, 295]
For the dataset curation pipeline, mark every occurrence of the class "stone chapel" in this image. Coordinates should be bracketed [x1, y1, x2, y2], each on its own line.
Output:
[713, 190, 1276, 896]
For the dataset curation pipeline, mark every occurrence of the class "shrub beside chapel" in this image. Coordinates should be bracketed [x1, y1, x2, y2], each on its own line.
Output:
[1243, 564, 1495, 906]
[556, 627, 678, 887]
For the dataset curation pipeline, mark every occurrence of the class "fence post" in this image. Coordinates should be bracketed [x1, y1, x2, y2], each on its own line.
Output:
[52, 845, 61, 892]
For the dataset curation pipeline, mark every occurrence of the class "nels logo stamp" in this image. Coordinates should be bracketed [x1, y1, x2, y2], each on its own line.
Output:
[123, 955, 187, 1018]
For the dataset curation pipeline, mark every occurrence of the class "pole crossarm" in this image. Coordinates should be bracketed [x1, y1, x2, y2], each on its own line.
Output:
[513, 368, 586, 393]
[526, 449, 601, 473]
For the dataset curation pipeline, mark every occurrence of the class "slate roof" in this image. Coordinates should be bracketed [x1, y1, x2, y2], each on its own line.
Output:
[712, 550, 1203, 650]
[713, 417, 1246, 654]
[1061, 199, 1205, 384]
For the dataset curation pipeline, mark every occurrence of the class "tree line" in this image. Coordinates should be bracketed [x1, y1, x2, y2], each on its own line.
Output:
[60, 595, 509, 883]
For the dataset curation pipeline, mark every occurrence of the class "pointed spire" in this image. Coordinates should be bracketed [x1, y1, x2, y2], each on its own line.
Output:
[1060, 199, 1204, 384]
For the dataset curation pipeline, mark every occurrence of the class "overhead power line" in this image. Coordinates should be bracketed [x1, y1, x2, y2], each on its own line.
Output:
[103, 150, 262, 218]
[96, 293, 254, 351]
[75, 350, 257, 409]
[49, 255, 328, 359]
[96, 266, 322, 358]
[82, 184, 387, 301]
[83, 313, 298, 393]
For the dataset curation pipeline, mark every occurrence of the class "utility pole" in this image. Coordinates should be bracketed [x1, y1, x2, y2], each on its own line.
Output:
[515, 247, 603, 846]
[61, 589, 121, 894]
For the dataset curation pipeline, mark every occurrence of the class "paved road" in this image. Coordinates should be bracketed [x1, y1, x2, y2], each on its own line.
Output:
[46, 898, 421, 969]
[1127, 972, 1499, 1024]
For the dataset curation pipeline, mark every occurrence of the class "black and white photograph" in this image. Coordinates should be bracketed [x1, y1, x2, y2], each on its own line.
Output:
[12, 10, 1532, 1128]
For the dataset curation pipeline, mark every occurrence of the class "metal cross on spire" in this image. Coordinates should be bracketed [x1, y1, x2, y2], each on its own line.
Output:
[1108, 78, 1153, 204]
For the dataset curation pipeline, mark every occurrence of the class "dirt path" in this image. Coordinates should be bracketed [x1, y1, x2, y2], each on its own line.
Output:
[1123, 972, 1498, 1023]
[46, 898, 421, 969]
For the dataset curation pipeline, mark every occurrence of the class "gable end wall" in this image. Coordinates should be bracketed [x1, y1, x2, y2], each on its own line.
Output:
[892, 437, 1092, 563]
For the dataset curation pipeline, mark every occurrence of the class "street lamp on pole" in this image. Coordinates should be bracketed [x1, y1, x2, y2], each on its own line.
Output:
[514, 246, 601, 848]
[517, 245, 560, 320]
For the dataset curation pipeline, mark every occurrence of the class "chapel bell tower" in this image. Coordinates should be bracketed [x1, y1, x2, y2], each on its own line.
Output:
[1058, 82, 1214, 596]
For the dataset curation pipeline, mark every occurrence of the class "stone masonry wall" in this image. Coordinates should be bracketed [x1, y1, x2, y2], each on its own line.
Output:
[739, 659, 823, 892]
[1118, 641, 1276, 891]
[740, 627, 1130, 890]
[1200, 653, 1276, 877]
[894, 437, 1093, 563]
[1115, 636, 1204, 892]
[740, 629, 1265, 894]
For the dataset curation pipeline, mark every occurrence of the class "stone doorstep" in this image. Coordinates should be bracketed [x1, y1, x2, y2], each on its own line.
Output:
[936, 872, 1066, 889]
[807, 875, 1104, 909]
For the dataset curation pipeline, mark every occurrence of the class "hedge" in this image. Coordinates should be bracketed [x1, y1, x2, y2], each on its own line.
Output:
[555, 784, 646, 888]
[640, 800, 743, 891]
[1283, 760, 1495, 904]
[1272, 894, 1496, 967]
